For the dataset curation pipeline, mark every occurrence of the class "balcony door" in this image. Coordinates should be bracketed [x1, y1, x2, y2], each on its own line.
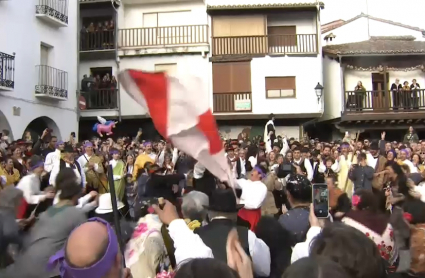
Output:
[371, 72, 389, 110]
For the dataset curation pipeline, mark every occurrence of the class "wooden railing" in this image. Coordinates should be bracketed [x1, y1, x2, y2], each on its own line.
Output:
[212, 34, 317, 56]
[81, 89, 118, 109]
[213, 93, 252, 113]
[80, 30, 115, 51]
[119, 25, 209, 48]
[344, 89, 425, 112]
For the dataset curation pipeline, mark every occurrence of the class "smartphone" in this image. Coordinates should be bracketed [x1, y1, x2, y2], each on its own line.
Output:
[312, 183, 329, 218]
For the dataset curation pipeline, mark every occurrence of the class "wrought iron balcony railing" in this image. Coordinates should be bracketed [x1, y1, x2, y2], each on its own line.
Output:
[0, 52, 15, 90]
[35, 65, 68, 99]
[80, 30, 115, 51]
[81, 89, 118, 109]
[36, 0, 68, 25]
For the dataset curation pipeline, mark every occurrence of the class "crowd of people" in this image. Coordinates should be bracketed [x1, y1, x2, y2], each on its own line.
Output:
[0, 115, 425, 278]
[80, 19, 115, 51]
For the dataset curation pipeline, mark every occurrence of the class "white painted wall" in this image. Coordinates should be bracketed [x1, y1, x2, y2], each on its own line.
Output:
[250, 55, 323, 115]
[267, 11, 317, 34]
[321, 56, 342, 121]
[119, 54, 210, 117]
[322, 17, 425, 45]
[0, 0, 78, 140]
[120, 2, 208, 29]
[218, 125, 300, 141]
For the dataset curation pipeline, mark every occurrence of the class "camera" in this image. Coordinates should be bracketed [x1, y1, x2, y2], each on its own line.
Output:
[276, 162, 296, 178]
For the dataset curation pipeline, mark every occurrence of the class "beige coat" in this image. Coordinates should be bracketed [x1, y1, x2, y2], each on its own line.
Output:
[261, 173, 283, 215]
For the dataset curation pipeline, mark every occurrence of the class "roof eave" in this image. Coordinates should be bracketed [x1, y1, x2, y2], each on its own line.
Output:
[323, 52, 425, 57]
[206, 2, 324, 12]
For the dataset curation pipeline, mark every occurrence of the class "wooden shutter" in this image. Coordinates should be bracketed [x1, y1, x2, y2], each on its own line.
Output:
[212, 15, 266, 37]
[265, 77, 296, 98]
[267, 26, 297, 47]
[213, 62, 251, 93]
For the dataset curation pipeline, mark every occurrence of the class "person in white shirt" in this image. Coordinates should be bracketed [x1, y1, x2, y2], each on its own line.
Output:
[44, 140, 65, 173]
[76, 142, 104, 184]
[16, 155, 55, 209]
[233, 164, 268, 231]
[50, 145, 86, 188]
[399, 149, 417, 173]
[292, 147, 314, 181]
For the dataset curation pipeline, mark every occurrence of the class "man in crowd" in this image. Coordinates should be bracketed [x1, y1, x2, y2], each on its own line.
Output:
[50, 145, 86, 188]
[77, 142, 105, 193]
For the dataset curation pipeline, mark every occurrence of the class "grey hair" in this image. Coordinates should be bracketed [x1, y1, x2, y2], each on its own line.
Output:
[181, 191, 209, 222]
[0, 186, 24, 210]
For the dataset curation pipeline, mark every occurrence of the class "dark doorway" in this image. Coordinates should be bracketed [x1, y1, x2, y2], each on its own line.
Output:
[371, 72, 389, 110]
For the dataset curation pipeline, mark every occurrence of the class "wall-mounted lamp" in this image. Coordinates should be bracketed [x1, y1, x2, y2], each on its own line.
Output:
[315, 82, 324, 103]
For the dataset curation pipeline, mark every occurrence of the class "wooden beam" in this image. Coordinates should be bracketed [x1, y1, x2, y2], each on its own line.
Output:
[398, 120, 405, 124]
[407, 119, 412, 123]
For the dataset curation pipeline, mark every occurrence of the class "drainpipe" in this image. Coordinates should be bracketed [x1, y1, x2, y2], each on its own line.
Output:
[113, 3, 121, 122]
[76, 0, 81, 131]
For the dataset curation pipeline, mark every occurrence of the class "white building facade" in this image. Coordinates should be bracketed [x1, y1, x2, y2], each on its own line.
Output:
[0, 0, 78, 141]
[319, 13, 425, 139]
[78, 0, 323, 140]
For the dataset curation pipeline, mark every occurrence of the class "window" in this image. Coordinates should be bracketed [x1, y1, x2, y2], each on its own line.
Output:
[267, 26, 297, 47]
[155, 63, 177, 75]
[265, 77, 296, 98]
[212, 62, 251, 93]
[40, 44, 50, 65]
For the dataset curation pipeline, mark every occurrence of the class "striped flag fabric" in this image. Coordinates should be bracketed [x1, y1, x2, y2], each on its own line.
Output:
[119, 70, 231, 183]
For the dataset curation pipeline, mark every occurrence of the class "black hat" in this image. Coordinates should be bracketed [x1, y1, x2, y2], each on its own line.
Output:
[61, 144, 74, 153]
[204, 189, 244, 212]
[370, 140, 379, 150]
[286, 174, 312, 202]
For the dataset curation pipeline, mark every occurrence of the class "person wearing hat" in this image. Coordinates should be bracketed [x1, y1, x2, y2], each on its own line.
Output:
[16, 155, 55, 218]
[278, 174, 312, 245]
[44, 140, 65, 173]
[77, 142, 105, 193]
[365, 140, 387, 191]
[264, 113, 276, 151]
[195, 188, 271, 277]
[233, 164, 268, 231]
[50, 145, 86, 188]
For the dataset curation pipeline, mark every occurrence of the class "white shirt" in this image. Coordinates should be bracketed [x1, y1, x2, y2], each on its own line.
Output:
[77, 154, 101, 173]
[127, 165, 134, 175]
[234, 179, 267, 209]
[239, 158, 247, 177]
[291, 226, 322, 263]
[16, 173, 45, 205]
[293, 158, 314, 181]
[318, 160, 340, 173]
[168, 219, 213, 265]
[157, 150, 165, 166]
[400, 159, 418, 173]
[248, 156, 257, 168]
[44, 149, 61, 173]
[53, 191, 97, 213]
[366, 153, 378, 169]
[49, 160, 86, 187]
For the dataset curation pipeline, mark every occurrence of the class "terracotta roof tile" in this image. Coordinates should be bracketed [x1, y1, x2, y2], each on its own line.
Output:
[322, 13, 425, 34]
[207, 2, 325, 10]
[323, 36, 425, 56]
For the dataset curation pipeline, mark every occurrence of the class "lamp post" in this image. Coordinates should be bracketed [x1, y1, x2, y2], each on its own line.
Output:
[315, 82, 324, 103]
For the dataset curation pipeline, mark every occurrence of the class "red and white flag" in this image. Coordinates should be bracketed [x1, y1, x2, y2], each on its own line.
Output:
[119, 70, 231, 183]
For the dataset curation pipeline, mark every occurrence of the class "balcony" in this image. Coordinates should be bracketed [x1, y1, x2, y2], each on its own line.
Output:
[213, 92, 252, 113]
[35, 65, 68, 100]
[35, 0, 68, 27]
[81, 89, 118, 110]
[118, 25, 209, 56]
[80, 30, 115, 52]
[212, 34, 317, 56]
[0, 52, 15, 91]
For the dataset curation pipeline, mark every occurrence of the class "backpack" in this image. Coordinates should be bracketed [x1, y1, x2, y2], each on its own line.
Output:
[410, 223, 425, 274]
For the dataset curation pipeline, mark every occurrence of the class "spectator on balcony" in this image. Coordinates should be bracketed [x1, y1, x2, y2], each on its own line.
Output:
[347, 81, 366, 111]
[402, 81, 411, 108]
[391, 79, 402, 110]
[410, 79, 420, 110]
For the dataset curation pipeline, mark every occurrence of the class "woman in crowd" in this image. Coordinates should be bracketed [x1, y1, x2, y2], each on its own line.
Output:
[0, 157, 20, 188]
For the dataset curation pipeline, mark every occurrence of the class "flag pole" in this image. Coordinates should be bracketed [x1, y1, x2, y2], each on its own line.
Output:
[107, 164, 126, 266]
